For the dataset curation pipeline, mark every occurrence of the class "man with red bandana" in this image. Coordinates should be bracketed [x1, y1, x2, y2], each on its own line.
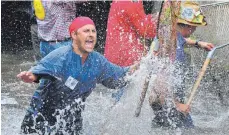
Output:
[17, 17, 137, 134]
[104, 0, 157, 66]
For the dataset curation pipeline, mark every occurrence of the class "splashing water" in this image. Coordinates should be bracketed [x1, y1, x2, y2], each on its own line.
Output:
[81, 55, 229, 135]
[2, 33, 229, 135]
[1, 1, 229, 135]
[1, 46, 229, 135]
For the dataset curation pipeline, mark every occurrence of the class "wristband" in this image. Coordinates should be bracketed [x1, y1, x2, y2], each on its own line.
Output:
[195, 40, 200, 48]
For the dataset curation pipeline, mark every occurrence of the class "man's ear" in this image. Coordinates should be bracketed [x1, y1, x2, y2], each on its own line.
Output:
[71, 31, 77, 40]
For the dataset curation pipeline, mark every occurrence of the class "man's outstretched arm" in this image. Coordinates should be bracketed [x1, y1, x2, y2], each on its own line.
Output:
[17, 71, 38, 83]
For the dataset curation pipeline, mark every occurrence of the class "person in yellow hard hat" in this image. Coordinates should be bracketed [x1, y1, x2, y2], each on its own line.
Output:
[149, 1, 215, 129]
[175, 1, 214, 61]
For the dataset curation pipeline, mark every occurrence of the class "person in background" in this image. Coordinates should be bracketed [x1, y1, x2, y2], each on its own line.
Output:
[33, 0, 77, 58]
[104, 0, 158, 67]
[18, 17, 138, 134]
[149, 1, 214, 129]
[104, 0, 157, 102]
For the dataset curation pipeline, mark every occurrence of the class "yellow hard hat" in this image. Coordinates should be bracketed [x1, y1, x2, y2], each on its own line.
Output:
[176, 1, 207, 26]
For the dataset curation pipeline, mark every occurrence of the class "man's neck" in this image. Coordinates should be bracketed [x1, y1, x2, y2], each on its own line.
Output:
[81, 54, 88, 64]
[72, 44, 89, 64]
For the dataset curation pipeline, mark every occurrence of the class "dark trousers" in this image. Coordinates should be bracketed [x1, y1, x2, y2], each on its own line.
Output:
[151, 101, 194, 129]
[21, 78, 87, 135]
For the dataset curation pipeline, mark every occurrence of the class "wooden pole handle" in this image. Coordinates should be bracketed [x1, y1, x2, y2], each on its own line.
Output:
[135, 73, 152, 117]
[187, 58, 211, 105]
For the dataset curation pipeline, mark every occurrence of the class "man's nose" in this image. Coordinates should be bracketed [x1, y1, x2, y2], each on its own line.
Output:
[89, 31, 96, 37]
[88, 31, 93, 36]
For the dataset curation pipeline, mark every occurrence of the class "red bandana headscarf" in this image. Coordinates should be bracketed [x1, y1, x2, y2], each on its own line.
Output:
[69, 16, 95, 36]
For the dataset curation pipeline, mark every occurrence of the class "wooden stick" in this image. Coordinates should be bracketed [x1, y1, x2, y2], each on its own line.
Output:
[135, 71, 152, 117]
[186, 58, 211, 105]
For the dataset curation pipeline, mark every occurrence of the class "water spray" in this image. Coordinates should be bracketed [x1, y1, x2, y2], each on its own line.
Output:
[135, 1, 180, 117]
[134, 1, 165, 117]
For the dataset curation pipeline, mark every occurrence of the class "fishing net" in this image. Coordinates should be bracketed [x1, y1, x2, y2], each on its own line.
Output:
[186, 2, 229, 105]
[190, 2, 229, 65]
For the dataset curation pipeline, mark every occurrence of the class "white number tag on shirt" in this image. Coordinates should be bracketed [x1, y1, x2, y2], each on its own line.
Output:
[65, 76, 78, 90]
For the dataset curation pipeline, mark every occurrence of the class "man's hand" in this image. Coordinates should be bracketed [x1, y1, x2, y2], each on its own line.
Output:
[175, 102, 190, 115]
[17, 71, 37, 83]
[198, 41, 214, 51]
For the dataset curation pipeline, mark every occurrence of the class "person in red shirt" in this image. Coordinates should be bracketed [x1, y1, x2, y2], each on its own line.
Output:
[104, 0, 157, 66]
